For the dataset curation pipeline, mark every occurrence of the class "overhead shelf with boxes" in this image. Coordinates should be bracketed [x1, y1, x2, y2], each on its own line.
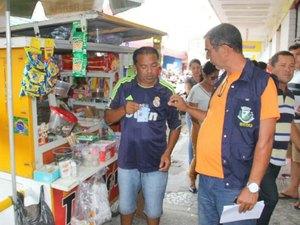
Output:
[0, 11, 166, 225]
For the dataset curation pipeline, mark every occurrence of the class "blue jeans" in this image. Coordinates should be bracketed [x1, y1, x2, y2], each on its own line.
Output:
[198, 174, 257, 225]
[185, 112, 193, 164]
[118, 168, 168, 218]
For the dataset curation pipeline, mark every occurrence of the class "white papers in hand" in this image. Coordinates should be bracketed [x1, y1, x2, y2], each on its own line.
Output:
[220, 201, 265, 223]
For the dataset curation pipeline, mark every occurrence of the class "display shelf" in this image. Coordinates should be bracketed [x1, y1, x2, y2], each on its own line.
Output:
[71, 100, 107, 109]
[0, 37, 135, 54]
[55, 39, 135, 53]
[38, 137, 68, 154]
[60, 71, 114, 108]
[32, 94, 68, 162]
[60, 71, 114, 78]
[51, 154, 117, 192]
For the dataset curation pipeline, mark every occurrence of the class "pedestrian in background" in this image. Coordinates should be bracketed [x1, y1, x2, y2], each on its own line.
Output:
[186, 61, 219, 193]
[279, 43, 300, 210]
[105, 46, 181, 225]
[257, 51, 300, 224]
[168, 23, 279, 225]
[184, 59, 202, 167]
[257, 61, 267, 71]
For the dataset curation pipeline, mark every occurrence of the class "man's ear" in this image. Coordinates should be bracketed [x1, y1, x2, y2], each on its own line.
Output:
[158, 66, 162, 74]
[267, 65, 273, 73]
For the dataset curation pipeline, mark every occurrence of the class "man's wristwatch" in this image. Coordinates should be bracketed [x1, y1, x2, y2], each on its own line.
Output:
[247, 182, 260, 193]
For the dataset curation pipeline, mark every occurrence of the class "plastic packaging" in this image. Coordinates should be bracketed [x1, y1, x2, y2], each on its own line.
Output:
[71, 143, 87, 164]
[16, 186, 55, 225]
[52, 147, 73, 165]
[82, 145, 99, 167]
[53, 80, 72, 97]
[58, 160, 72, 178]
[72, 21, 87, 77]
[20, 47, 59, 98]
[71, 160, 78, 177]
[48, 106, 77, 136]
[50, 26, 71, 40]
[71, 171, 112, 225]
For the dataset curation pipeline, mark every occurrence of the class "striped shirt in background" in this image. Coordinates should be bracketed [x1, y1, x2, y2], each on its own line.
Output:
[270, 88, 295, 166]
[288, 70, 300, 122]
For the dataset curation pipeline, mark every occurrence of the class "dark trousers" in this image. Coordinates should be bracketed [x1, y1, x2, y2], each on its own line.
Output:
[257, 163, 281, 225]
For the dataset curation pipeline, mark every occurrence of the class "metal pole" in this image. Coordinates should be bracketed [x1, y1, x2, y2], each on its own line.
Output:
[6, 0, 18, 224]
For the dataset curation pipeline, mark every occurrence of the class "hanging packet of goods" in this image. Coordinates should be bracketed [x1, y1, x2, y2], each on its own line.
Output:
[72, 21, 87, 77]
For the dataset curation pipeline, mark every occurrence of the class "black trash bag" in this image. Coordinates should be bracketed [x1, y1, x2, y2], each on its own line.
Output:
[16, 185, 55, 225]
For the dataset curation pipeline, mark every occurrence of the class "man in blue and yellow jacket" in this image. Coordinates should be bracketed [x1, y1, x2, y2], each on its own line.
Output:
[169, 23, 279, 225]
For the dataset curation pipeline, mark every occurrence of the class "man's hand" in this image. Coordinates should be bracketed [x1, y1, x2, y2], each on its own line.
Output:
[168, 94, 188, 112]
[159, 152, 171, 172]
[124, 101, 141, 114]
[296, 105, 300, 116]
[236, 187, 259, 213]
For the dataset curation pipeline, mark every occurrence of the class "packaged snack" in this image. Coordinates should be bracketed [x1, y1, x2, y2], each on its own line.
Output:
[24, 47, 45, 71]
[27, 67, 46, 84]
[20, 39, 60, 98]
[72, 21, 87, 77]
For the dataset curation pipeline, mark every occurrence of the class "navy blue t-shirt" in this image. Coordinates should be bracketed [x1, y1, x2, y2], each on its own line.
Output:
[107, 76, 181, 172]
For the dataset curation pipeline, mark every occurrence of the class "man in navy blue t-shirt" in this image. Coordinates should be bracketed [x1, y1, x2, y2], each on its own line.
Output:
[104, 46, 181, 225]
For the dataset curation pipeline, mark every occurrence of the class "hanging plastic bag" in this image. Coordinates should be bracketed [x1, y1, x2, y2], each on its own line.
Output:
[71, 170, 112, 225]
[16, 185, 55, 225]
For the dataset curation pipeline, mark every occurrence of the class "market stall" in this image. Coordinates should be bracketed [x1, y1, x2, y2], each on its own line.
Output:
[0, 10, 166, 224]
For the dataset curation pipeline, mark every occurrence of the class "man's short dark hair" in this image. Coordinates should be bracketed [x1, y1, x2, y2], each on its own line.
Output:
[204, 23, 243, 53]
[133, 46, 159, 64]
[269, 51, 294, 67]
[288, 43, 300, 51]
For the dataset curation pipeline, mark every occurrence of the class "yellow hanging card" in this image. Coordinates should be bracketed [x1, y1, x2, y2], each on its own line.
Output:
[44, 38, 54, 59]
[30, 37, 41, 50]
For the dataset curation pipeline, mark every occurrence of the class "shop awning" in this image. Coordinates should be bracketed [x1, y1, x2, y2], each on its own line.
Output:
[0, 0, 143, 18]
[0, 10, 167, 43]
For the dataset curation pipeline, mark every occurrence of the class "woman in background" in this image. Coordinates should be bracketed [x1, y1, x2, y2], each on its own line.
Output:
[184, 59, 202, 169]
[186, 61, 219, 193]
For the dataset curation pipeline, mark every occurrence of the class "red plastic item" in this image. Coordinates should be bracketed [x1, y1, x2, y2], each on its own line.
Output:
[49, 106, 77, 123]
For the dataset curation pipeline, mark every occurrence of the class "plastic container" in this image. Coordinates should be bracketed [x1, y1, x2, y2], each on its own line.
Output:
[52, 147, 73, 164]
[71, 160, 78, 177]
[92, 140, 116, 162]
[53, 80, 72, 97]
[33, 164, 60, 183]
[58, 160, 72, 178]
[48, 106, 78, 136]
[77, 117, 101, 128]
[81, 145, 99, 167]
[71, 143, 88, 164]
[83, 153, 99, 167]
